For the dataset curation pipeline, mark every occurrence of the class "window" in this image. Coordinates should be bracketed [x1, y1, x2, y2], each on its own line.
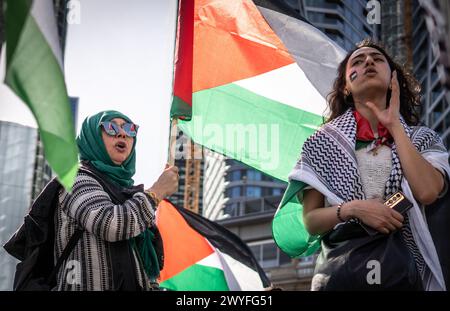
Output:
[247, 170, 261, 181]
[246, 186, 262, 197]
[249, 245, 261, 262]
[262, 244, 278, 268]
[272, 188, 282, 196]
[249, 240, 293, 268]
[226, 186, 241, 198]
[244, 202, 262, 215]
[231, 187, 241, 197]
[229, 170, 241, 181]
[224, 203, 239, 217]
[262, 187, 272, 196]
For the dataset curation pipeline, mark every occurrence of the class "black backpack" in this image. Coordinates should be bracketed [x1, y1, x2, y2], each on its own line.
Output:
[3, 176, 82, 291]
[3, 164, 164, 291]
[425, 171, 450, 290]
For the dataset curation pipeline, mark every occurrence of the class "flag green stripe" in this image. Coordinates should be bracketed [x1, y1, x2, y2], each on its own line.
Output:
[5, 0, 32, 68]
[160, 264, 229, 291]
[272, 180, 321, 257]
[178, 83, 323, 182]
[171, 95, 192, 120]
[5, 5, 78, 190]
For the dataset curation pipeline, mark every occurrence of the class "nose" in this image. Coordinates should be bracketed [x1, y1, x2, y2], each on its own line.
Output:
[364, 55, 375, 67]
[116, 126, 127, 138]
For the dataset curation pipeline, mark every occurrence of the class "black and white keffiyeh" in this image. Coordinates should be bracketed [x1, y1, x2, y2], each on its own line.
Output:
[289, 108, 449, 291]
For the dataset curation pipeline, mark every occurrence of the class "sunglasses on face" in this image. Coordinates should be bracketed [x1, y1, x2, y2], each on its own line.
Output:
[100, 121, 139, 137]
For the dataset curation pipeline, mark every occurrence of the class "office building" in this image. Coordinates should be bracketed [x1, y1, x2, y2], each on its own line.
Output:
[0, 122, 38, 290]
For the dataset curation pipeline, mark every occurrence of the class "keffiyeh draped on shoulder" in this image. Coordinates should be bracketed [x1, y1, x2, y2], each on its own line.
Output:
[277, 109, 449, 290]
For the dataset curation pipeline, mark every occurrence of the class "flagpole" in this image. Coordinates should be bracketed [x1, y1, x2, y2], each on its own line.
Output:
[168, 117, 178, 166]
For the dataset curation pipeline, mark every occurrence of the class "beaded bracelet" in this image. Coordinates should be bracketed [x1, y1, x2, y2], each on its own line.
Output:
[336, 202, 346, 222]
[144, 190, 161, 207]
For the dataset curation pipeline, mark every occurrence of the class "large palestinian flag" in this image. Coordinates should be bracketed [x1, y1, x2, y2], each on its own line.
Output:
[170, 0, 346, 258]
[171, 0, 345, 182]
[157, 200, 271, 290]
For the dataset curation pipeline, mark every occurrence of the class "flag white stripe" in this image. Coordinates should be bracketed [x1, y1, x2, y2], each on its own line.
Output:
[31, 0, 63, 70]
[257, 6, 346, 98]
[234, 63, 327, 116]
[196, 252, 222, 269]
[218, 250, 265, 291]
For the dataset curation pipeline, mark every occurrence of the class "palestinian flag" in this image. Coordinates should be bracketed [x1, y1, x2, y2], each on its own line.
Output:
[156, 200, 271, 290]
[4, 0, 78, 190]
[172, 0, 345, 181]
[170, 0, 346, 258]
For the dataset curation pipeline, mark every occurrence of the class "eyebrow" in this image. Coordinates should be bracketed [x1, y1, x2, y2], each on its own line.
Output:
[350, 52, 384, 61]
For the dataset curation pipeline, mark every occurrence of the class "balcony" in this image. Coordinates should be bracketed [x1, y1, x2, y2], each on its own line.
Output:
[223, 195, 280, 215]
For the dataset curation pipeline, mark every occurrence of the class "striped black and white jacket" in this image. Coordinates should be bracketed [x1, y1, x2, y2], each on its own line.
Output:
[54, 171, 157, 291]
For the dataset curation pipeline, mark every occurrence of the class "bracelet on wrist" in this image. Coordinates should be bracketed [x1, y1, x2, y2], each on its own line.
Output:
[145, 190, 161, 206]
[336, 202, 346, 222]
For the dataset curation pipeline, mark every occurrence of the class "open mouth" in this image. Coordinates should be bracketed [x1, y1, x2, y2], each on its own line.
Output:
[364, 68, 377, 75]
[115, 141, 127, 152]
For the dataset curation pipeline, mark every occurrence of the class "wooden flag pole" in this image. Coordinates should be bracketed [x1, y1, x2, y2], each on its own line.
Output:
[168, 118, 178, 166]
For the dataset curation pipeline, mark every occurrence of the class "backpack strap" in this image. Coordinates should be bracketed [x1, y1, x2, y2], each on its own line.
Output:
[47, 229, 83, 285]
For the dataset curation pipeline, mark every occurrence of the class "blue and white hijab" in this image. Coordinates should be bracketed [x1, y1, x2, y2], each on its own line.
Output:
[289, 108, 450, 291]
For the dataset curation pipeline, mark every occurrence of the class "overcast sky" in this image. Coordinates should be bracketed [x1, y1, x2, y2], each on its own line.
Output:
[0, 0, 178, 186]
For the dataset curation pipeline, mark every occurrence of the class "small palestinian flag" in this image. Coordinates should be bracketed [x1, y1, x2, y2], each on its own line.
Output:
[156, 200, 271, 291]
[4, 0, 78, 190]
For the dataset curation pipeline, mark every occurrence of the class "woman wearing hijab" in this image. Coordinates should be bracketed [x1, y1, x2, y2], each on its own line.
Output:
[55, 110, 178, 291]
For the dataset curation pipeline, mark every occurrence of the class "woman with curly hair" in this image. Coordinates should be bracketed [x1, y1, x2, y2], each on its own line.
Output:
[288, 39, 449, 290]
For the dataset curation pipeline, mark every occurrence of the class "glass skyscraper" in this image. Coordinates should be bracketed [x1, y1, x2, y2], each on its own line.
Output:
[381, 0, 450, 149]
[302, 0, 379, 50]
[411, 0, 450, 148]
[0, 122, 38, 290]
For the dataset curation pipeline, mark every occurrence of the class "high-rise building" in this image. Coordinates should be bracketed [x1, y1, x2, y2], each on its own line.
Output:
[221, 160, 287, 220]
[0, 122, 38, 290]
[202, 149, 228, 220]
[69, 96, 79, 131]
[302, 0, 379, 50]
[380, 0, 413, 67]
[381, 0, 450, 149]
[411, 0, 450, 147]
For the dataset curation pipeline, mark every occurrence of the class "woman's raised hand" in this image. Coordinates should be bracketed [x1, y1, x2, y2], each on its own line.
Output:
[365, 70, 401, 131]
[147, 165, 179, 202]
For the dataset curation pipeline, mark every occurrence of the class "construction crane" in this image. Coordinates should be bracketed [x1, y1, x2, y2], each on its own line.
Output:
[183, 140, 203, 214]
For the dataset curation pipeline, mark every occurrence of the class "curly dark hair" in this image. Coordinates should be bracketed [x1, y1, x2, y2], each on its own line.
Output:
[325, 38, 422, 125]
